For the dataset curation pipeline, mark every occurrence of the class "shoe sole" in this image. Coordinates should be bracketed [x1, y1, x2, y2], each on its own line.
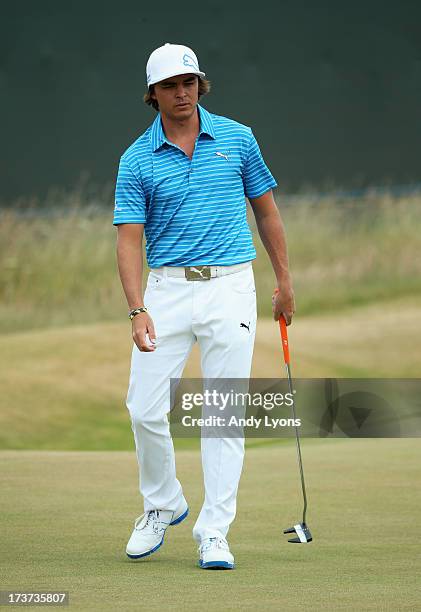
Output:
[127, 537, 164, 560]
[199, 560, 235, 570]
[126, 506, 189, 560]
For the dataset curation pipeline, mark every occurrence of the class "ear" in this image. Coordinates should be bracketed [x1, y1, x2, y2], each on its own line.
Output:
[149, 85, 156, 100]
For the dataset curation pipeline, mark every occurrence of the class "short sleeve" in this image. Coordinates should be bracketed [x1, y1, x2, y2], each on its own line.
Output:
[113, 156, 147, 225]
[242, 129, 277, 199]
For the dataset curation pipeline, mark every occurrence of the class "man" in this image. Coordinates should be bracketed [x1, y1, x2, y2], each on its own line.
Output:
[113, 43, 295, 569]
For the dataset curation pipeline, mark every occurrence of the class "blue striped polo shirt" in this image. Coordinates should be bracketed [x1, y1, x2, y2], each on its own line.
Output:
[113, 104, 277, 267]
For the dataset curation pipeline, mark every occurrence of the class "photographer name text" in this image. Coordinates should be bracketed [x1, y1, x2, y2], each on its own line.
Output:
[181, 415, 301, 428]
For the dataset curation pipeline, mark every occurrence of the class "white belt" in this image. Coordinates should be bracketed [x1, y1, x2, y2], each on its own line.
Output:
[150, 261, 251, 281]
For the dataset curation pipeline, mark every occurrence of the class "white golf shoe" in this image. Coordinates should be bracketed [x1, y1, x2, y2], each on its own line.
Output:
[126, 497, 189, 559]
[198, 537, 235, 570]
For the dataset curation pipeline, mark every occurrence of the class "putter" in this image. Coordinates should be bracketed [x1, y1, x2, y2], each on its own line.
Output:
[274, 293, 312, 544]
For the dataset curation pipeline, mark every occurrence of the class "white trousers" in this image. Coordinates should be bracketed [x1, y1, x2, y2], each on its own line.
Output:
[125, 262, 257, 543]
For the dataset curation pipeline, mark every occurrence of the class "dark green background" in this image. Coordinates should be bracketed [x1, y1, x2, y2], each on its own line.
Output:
[1, 0, 420, 201]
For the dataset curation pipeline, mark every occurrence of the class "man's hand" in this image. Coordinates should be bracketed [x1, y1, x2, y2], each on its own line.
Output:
[131, 312, 157, 352]
[272, 280, 295, 325]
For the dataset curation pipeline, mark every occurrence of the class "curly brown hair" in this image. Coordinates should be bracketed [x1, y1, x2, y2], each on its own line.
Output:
[143, 77, 211, 111]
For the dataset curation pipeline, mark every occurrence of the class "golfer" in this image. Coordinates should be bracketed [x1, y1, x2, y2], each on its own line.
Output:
[113, 43, 295, 569]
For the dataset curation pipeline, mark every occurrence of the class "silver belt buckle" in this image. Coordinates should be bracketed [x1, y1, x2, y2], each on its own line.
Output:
[185, 266, 212, 281]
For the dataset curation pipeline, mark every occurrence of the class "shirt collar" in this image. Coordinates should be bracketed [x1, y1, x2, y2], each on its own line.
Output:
[198, 104, 216, 140]
[150, 104, 215, 152]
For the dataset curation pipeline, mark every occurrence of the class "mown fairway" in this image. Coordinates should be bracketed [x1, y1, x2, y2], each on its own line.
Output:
[1, 297, 420, 450]
[1, 191, 420, 610]
[1, 441, 420, 611]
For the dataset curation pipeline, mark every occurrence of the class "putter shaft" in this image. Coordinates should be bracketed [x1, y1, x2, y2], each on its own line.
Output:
[285, 362, 308, 526]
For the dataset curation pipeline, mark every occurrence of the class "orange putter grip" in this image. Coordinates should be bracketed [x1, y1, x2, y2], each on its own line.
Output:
[274, 288, 290, 365]
[279, 316, 290, 365]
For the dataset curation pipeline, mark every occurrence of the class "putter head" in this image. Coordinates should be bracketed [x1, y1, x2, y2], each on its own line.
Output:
[283, 522, 312, 543]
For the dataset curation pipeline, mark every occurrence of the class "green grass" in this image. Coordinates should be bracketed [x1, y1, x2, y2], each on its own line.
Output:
[1, 441, 420, 610]
[251, 193, 421, 316]
[1, 190, 421, 333]
[2, 191, 420, 610]
[1, 297, 420, 451]
[1, 191, 420, 609]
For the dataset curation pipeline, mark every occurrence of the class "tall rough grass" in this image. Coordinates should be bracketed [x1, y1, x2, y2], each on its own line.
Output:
[253, 191, 421, 315]
[1, 189, 421, 333]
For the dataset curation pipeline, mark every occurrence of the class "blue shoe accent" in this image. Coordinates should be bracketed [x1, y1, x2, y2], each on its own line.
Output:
[199, 559, 235, 570]
[126, 537, 164, 559]
[126, 506, 188, 560]
[170, 506, 189, 526]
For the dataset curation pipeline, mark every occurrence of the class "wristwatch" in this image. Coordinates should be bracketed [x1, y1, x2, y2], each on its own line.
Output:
[129, 307, 148, 320]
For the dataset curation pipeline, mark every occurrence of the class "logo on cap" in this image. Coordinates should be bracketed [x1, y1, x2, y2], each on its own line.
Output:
[182, 53, 199, 71]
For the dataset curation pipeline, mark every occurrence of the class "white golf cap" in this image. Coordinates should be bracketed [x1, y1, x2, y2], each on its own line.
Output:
[146, 43, 205, 86]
